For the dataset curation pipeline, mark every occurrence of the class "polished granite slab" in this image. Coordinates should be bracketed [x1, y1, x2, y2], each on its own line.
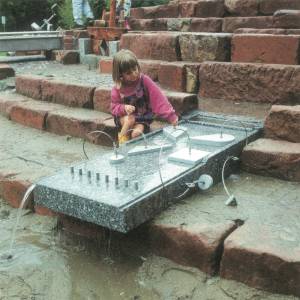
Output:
[34, 111, 262, 232]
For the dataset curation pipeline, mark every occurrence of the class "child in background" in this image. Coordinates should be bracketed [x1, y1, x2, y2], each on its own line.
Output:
[72, 0, 94, 29]
[111, 49, 178, 144]
[116, 0, 131, 29]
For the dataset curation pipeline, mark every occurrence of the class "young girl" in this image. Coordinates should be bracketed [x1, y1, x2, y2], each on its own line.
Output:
[111, 49, 178, 144]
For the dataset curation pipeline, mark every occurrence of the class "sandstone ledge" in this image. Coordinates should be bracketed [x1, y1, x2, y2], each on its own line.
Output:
[241, 138, 300, 181]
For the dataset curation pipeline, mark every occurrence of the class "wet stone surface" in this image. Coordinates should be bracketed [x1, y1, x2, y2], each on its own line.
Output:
[0, 191, 299, 300]
[13, 61, 114, 87]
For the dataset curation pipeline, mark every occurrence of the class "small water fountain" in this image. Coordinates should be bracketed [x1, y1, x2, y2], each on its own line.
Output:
[0, 184, 36, 262]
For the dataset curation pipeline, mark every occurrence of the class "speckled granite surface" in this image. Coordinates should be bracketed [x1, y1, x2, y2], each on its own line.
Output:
[34, 112, 262, 232]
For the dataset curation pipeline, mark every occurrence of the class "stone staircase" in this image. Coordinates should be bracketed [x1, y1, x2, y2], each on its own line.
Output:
[242, 104, 300, 181]
[0, 0, 300, 297]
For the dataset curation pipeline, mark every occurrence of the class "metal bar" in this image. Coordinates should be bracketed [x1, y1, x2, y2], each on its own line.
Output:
[0, 31, 63, 36]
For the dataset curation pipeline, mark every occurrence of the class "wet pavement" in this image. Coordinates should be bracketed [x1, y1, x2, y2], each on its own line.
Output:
[0, 173, 299, 299]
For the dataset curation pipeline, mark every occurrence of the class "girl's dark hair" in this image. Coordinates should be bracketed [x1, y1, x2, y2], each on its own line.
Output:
[112, 49, 141, 85]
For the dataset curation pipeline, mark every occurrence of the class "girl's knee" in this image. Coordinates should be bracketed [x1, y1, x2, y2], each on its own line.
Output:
[124, 115, 135, 125]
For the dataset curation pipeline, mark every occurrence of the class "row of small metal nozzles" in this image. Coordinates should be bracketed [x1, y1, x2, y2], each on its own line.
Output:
[70, 167, 139, 190]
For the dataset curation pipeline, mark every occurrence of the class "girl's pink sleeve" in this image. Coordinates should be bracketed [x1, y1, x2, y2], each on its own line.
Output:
[143, 75, 178, 123]
[111, 87, 125, 116]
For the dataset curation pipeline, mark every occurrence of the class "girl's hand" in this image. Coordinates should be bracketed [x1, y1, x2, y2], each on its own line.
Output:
[125, 105, 135, 115]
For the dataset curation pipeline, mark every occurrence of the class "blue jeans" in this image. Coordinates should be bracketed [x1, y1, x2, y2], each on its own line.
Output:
[72, 0, 94, 25]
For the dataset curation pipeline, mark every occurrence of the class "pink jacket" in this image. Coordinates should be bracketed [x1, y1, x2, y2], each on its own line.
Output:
[111, 74, 177, 124]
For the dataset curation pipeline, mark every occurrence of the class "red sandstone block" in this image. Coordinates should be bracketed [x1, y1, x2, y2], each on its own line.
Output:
[58, 214, 106, 239]
[41, 79, 95, 108]
[0, 94, 28, 117]
[142, 4, 179, 19]
[34, 205, 57, 217]
[99, 58, 113, 73]
[259, 0, 300, 15]
[139, 59, 162, 81]
[129, 18, 168, 31]
[53, 50, 79, 65]
[120, 32, 180, 61]
[46, 109, 116, 146]
[199, 62, 300, 104]
[234, 28, 300, 34]
[190, 18, 222, 32]
[241, 138, 300, 181]
[159, 62, 186, 92]
[222, 16, 274, 32]
[64, 43, 74, 51]
[93, 87, 111, 113]
[264, 105, 300, 143]
[221, 222, 300, 297]
[0, 178, 33, 209]
[224, 0, 258, 16]
[150, 221, 236, 275]
[167, 91, 198, 115]
[9, 100, 60, 130]
[179, 2, 195, 17]
[232, 34, 300, 64]
[194, 0, 225, 18]
[15, 75, 44, 100]
[158, 62, 200, 93]
[0, 64, 15, 80]
[273, 9, 300, 29]
[130, 7, 145, 19]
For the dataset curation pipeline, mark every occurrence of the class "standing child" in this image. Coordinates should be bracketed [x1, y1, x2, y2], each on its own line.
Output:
[111, 49, 178, 144]
[72, 0, 94, 29]
[116, 0, 131, 29]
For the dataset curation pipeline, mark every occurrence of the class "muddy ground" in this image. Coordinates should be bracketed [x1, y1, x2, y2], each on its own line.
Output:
[0, 175, 299, 300]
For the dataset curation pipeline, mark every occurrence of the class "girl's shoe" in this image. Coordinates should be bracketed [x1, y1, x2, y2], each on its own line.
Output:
[118, 133, 129, 144]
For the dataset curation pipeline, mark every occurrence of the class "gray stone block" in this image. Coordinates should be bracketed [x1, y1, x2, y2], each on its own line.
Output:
[78, 38, 92, 57]
[80, 54, 101, 69]
[108, 41, 119, 56]
[34, 112, 262, 233]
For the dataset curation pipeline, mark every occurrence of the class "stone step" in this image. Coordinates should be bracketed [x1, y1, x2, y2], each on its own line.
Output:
[221, 220, 300, 297]
[130, 1, 225, 20]
[15, 74, 198, 115]
[199, 62, 300, 104]
[225, 0, 300, 17]
[99, 57, 201, 93]
[0, 92, 116, 146]
[0, 63, 15, 80]
[235, 28, 300, 34]
[129, 16, 277, 33]
[264, 105, 300, 143]
[232, 33, 300, 65]
[223, 16, 274, 33]
[129, 0, 300, 21]
[120, 31, 231, 62]
[273, 9, 300, 29]
[241, 138, 300, 181]
[129, 17, 223, 32]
